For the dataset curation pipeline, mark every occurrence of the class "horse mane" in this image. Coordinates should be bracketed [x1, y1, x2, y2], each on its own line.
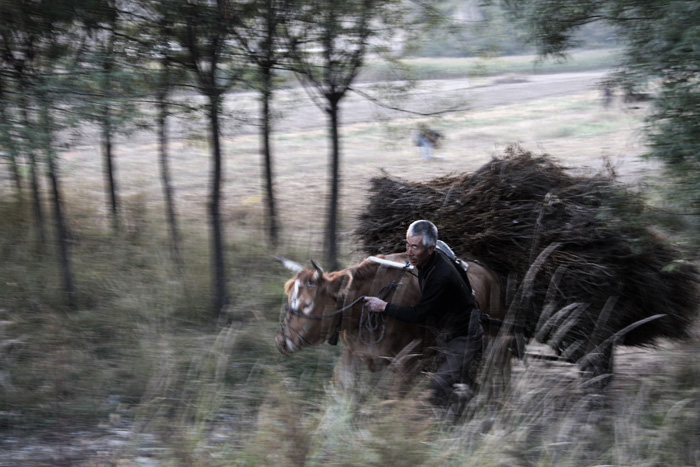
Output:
[346, 254, 415, 285]
[283, 255, 406, 295]
[344, 257, 381, 283]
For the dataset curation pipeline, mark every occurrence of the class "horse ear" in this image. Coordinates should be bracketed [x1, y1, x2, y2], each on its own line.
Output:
[275, 255, 303, 273]
[310, 259, 324, 278]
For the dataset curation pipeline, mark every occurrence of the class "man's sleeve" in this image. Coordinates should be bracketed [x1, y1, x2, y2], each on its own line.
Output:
[385, 277, 446, 323]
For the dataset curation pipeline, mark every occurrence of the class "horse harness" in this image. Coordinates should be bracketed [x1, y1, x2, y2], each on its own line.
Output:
[280, 265, 414, 348]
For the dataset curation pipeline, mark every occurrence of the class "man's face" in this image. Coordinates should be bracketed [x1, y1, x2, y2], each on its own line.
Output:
[406, 234, 434, 268]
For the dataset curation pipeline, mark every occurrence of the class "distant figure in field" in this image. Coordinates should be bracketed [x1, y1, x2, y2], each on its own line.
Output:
[602, 86, 614, 109]
[414, 124, 442, 161]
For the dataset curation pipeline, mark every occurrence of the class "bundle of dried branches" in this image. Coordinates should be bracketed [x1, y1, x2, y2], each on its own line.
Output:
[355, 146, 699, 363]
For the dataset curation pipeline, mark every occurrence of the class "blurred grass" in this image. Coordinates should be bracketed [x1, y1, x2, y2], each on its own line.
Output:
[359, 49, 621, 82]
[1, 49, 699, 463]
[272, 49, 619, 87]
[0, 194, 698, 465]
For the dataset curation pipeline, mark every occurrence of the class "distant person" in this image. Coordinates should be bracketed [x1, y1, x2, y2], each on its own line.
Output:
[414, 124, 442, 161]
[602, 86, 614, 108]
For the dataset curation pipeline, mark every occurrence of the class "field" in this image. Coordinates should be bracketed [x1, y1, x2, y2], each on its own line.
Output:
[59, 69, 653, 253]
[1, 54, 699, 465]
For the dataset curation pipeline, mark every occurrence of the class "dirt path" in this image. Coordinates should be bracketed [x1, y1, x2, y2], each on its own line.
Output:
[223, 71, 610, 135]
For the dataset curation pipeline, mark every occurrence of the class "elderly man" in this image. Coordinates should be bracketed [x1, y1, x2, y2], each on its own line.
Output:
[364, 220, 484, 409]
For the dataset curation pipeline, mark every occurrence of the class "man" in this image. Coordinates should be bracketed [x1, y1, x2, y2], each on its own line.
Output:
[414, 124, 442, 161]
[364, 220, 484, 409]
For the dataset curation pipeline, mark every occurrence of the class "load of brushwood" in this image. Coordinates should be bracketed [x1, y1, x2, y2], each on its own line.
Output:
[355, 146, 699, 364]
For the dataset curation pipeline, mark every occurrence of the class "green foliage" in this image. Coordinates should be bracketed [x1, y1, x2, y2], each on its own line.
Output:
[492, 0, 700, 226]
[360, 49, 619, 83]
[410, 1, 616, 58]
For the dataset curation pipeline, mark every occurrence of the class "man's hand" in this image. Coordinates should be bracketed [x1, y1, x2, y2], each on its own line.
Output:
[364, 296, 387, 313]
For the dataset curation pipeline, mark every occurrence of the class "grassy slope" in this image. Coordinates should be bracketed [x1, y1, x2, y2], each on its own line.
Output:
[0, 50, 698, 464]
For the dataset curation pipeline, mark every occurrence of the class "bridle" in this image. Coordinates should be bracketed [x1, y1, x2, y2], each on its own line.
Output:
[356, 276, 405, 345]
[279, 265, 412, 348]
[283, 295, 365, 320]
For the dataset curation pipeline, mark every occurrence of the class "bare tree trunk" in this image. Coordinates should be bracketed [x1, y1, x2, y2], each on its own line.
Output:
[325, 97, 341, 270]
[156, 89, 182, 261]
[41, 106, 76, 310]
[28, 148, 44, 242]
[208, 92, 229, 316]
[0, 84, 23, 201]
[260, 67, 279, 247]
[0, 114, 22, 201]
[20, 99, 45, 247]
[102, 102, 119, 233]
[6, 145, 23, 200]
[99, 7, 120, 233]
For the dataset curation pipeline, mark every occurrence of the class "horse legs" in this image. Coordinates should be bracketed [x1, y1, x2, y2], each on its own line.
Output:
[333, 348, 359, 390]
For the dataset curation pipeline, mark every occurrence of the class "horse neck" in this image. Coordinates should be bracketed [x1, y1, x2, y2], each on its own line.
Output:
[337, 261, 408, 332]
[336, 289, 365, 332]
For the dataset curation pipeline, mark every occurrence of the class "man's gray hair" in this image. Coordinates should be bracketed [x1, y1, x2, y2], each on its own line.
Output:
[407, 220, 438, 248]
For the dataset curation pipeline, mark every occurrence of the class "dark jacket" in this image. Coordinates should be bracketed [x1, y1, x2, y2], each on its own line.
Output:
[385, 250, 477, 342]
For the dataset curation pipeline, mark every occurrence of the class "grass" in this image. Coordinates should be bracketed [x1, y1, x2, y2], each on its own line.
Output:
[1, 192, 698, 465]
[1, 53, 698, 463]
[360, 49, 622, 82]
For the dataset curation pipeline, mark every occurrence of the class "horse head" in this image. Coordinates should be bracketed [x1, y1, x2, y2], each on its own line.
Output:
[275, 257, 353, 355]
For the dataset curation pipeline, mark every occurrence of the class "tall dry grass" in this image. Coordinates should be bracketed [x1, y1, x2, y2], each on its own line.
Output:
[0, 195, 698, 465]
[1, 64, 698, 464]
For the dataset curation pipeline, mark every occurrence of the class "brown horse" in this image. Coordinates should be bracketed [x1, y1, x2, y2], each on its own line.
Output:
[275, 253, 511, 389]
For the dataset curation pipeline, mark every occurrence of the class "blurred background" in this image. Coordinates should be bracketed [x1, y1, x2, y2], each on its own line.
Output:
[1, 0, 698, 464]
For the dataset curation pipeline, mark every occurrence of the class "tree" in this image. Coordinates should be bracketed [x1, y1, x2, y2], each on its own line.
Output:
[77, 0, 142, 233]
[95, 2, 123, 233]
[0, 75, 23, 201]
[157, 0, 247, 316]
[125, 5, 191, 264]
[0, 0, 49, 246]
[232, 0, 296, 248]
[39, 95, 77, 309]
[0, 0, 97, 308]
[493, 0, 700, 220]
[153, 56, 185, 263]
[287, 0, 410, 269]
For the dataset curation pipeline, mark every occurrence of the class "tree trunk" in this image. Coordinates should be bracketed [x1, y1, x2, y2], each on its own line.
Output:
[20, 100, 45, 247]
[0, 111, 23, 201]
[0, 84, 23, 200]
[6, 144, 23, 201]
[42, 106, 76, 310]
[260, 67, 279, 247]
[157, 90, 182, 262]
[102, 102, 119, 233]
[208, 92, 229, 316]
[325, 97, 341, 270]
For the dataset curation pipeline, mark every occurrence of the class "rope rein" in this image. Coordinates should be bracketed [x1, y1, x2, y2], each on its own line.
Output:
[281, 266, 410, 347]
[357, 277, 403, 345]
[284, 295, 365, 319]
